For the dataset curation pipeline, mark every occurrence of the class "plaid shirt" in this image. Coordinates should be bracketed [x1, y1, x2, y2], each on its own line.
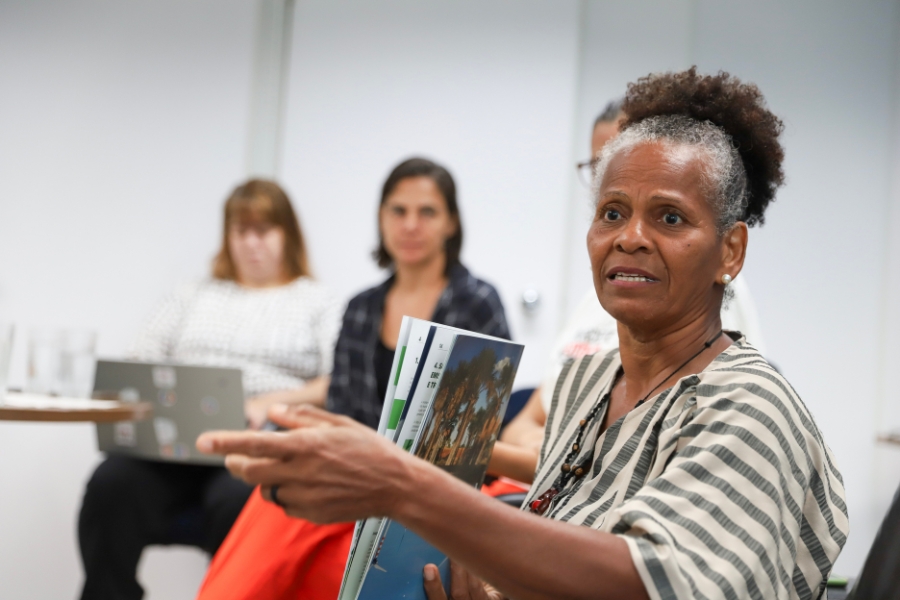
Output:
[327, 264, 510, 428]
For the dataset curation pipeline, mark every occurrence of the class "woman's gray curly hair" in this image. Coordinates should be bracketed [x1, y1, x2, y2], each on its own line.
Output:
[592, 114, 749, 235]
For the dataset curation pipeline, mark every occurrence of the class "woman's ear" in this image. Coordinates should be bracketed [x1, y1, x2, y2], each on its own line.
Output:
[720, 221, 748, 282]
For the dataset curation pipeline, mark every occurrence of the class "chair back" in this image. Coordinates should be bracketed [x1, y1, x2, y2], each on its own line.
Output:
[501, 387, 535, 430]
[848, 483, 900, 599]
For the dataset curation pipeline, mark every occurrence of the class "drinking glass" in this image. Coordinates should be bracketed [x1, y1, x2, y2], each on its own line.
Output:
[60, 329, 97, 398]
[28, 328, 62, 395]
[0, 323, 14, 400]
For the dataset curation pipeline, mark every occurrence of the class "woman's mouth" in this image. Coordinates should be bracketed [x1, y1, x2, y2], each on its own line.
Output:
[606, 268, 660, 285]
[610, 273, 656, 282]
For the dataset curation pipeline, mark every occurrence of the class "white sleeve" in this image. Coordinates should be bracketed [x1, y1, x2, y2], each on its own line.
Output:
[128, 283, 197, 361]
[314, 290, 344, 376]
[541, 289, 619, 412]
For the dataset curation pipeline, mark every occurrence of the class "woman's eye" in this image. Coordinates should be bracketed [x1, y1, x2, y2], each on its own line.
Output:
[604, 209, 621, 221]
[663, 213, 682, 225]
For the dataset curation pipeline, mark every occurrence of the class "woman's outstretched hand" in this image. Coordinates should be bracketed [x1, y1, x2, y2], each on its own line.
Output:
[196, 404, 414, 523]
[423, 562, 504, 600]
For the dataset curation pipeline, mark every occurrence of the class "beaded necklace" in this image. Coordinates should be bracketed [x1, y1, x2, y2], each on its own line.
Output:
[529, 329, 724, 516]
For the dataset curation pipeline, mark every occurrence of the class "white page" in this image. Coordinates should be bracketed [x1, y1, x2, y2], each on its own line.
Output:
[393, 327, 456, 453]
[383, 319, 433, 442]
[374, 316, 412, 437]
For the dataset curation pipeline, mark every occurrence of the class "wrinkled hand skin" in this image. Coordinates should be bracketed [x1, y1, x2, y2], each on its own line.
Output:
[423, 562, 505, 600]
[197, 404, 415, 523]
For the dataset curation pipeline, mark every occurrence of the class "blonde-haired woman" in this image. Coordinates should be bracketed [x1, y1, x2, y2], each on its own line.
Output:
[78, 179, 340, 600]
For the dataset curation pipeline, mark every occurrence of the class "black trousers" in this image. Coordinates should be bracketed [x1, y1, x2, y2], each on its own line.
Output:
[78, 455, 253, 600]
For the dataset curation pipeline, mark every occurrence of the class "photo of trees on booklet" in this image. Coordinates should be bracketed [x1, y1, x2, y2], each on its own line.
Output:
[416, 335, 524, 485]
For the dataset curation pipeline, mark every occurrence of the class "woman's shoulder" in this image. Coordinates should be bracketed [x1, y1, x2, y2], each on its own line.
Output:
[346, 278, 388, 305]
[340, 277, 392, 323]
[166, 278, 214, 302]
[447, 263, 501, 299]
[191, 277, 239, 295]
[691, 337, 829, 455]
[549, 349, 622, 411]
[283, 276, 337, 302]
[696, 335, 792, 404]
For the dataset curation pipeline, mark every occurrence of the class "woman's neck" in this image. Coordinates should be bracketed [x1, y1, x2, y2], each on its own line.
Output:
[235, 272, 291, 289]
[616, 315, 729, 404]
[392, 253, 448, 293]
[380, 254, 449, 347]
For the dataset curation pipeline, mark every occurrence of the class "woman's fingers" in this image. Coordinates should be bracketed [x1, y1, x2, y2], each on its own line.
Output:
[196, 429, 298, 459]
[423, 564, 448, 600]
[423, 561, 493, 600]
[223, 454, 293, 484]
[267, 403, 362, 430]
[450, 560, 472, 597]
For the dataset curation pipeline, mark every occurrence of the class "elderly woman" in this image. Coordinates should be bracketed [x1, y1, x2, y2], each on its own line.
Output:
[199, 69, 848, 600]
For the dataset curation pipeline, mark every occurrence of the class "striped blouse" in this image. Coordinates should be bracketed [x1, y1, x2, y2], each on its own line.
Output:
[523, 334, 848, 600]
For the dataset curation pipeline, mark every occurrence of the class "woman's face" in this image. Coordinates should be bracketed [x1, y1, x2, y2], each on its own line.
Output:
[380, 176, 457, 270]
[228, 219, 286, 287]
[588, 141, 746, 335]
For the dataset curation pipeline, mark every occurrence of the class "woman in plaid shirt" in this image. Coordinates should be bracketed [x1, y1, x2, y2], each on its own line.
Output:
[196, 157, 510, 600]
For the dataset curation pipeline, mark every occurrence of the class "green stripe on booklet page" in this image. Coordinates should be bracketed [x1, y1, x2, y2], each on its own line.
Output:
[388, 399, 405, 429]
[393, 346, 406, 386]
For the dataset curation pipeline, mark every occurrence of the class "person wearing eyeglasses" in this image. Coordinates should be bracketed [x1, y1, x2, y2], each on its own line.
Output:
[500, 97, 768, 462]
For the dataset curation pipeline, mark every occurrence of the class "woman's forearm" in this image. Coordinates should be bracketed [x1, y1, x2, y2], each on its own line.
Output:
[255, 376, 330, 408]
[486, 441, 538, 484]
[393, 458, 648, 600]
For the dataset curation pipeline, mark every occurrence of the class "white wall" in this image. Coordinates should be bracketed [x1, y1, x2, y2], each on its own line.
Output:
[1, 0, 899, 595]
[0, 1, 256, 597]
[280, 0, 582, 386]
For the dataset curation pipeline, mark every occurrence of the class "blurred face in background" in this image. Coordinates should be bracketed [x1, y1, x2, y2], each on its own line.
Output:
[591, 115, 623, 158]
[379, 176, 458, 271]
[228, 218, 287, 287]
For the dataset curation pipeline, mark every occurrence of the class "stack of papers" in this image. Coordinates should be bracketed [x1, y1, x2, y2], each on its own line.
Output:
[338, 317, 524, 600]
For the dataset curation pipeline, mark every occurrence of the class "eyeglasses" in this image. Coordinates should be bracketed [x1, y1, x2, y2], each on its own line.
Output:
[575, 156, 601, 188]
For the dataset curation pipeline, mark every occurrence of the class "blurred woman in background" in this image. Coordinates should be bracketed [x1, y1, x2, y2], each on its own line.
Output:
[78, 179, 341, 600]
[196, 157, 510, 600]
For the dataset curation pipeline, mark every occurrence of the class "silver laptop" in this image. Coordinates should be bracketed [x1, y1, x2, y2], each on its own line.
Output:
[94, 360, 245, 465]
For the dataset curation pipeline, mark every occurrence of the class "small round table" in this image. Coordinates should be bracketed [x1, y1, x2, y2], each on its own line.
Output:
[0, 392, 153, 423]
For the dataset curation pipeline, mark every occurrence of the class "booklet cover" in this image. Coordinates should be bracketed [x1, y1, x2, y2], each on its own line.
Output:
[341, 319, 435, 600]
[357, 333, 524, 600]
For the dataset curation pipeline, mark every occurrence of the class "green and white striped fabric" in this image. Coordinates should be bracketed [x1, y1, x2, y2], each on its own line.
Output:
[525, 334, 848, 600]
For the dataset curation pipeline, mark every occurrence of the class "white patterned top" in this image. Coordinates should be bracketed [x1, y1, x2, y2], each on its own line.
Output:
[129, 278, 342, 398]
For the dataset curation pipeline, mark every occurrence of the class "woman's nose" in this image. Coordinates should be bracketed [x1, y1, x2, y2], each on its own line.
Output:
[402, 213, 420, 230]
[615, 216, 650, 253]
[242, 231, 264, 246]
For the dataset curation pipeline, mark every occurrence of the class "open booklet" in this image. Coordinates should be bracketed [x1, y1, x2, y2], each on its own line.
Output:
[338, 317, 525, 600]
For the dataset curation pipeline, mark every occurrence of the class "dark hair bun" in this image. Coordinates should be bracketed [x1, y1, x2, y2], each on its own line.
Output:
[622, 67, 785, 227]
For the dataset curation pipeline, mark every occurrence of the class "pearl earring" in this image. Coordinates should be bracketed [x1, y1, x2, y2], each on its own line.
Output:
[721, 274, 733, 286]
